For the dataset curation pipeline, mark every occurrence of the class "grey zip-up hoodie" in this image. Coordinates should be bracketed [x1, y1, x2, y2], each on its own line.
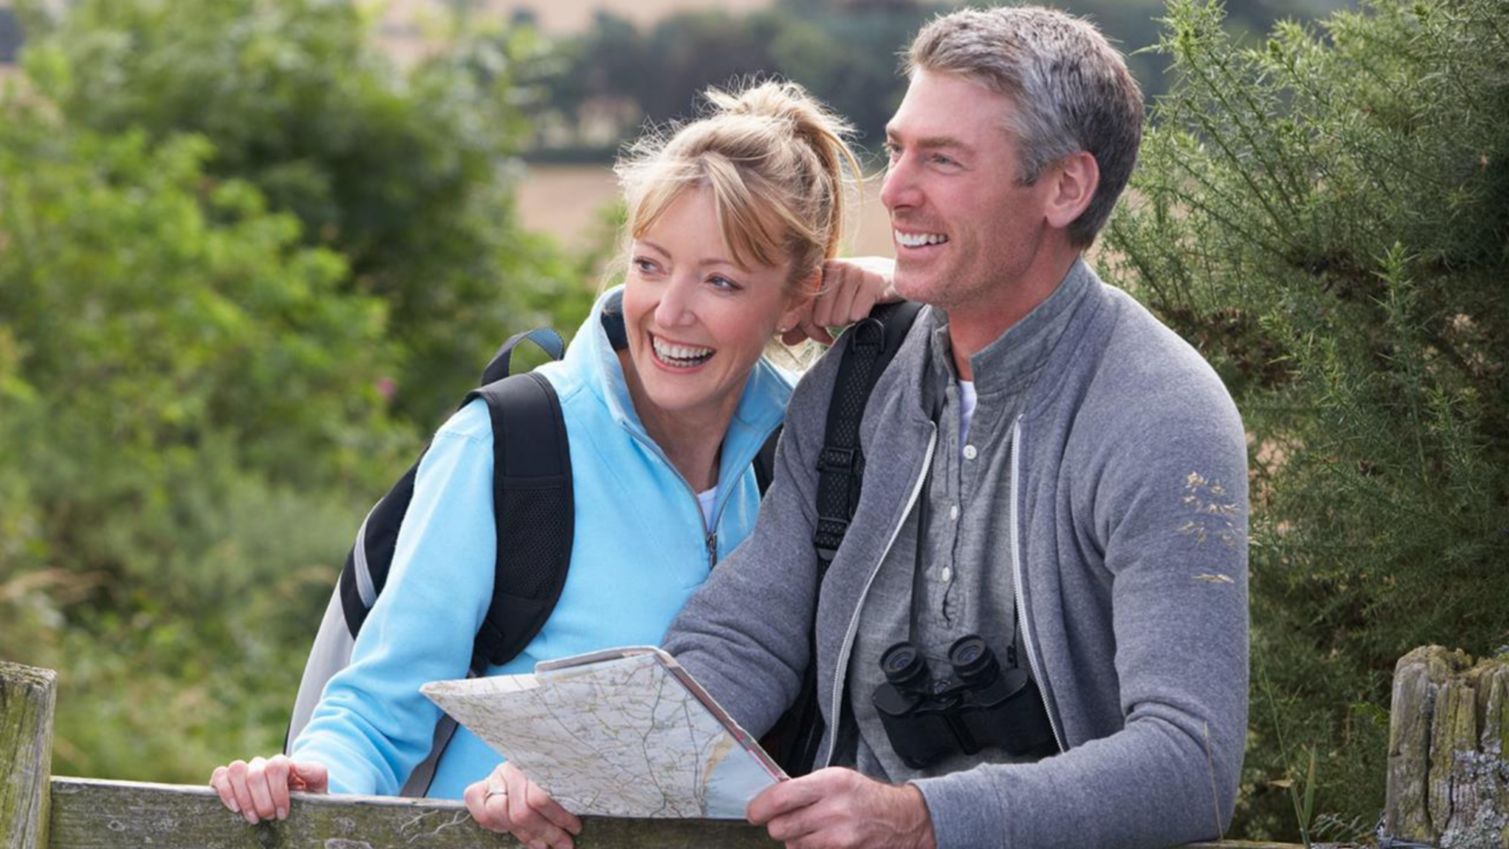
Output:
[664, 260, 1249, 849]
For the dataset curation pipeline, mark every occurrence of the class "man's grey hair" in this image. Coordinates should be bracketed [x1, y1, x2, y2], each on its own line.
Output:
[905, 6, 1144, 247]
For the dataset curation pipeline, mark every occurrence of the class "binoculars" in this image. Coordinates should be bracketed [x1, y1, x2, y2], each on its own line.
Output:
[872, 635, 1057, 769]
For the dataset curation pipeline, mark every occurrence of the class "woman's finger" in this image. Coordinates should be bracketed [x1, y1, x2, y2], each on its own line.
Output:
[223, 760, 260, 824]
[245, 756, 279, 821]
[525, 777, 583, 837]
[208, 765, 240, 814]
[263, 755, 293, 819]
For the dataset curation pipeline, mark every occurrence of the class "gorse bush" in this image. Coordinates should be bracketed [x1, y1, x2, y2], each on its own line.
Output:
[1103, 0, 1509, 837]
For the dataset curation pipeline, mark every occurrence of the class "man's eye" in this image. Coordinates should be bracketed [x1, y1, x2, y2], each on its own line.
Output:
[930, 153, 958, 167]
[883, 142, 902, 162]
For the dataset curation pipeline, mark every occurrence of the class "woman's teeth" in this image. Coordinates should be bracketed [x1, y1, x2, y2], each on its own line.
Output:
[895, 230, 948, 248]
[652, 336, 714, 366]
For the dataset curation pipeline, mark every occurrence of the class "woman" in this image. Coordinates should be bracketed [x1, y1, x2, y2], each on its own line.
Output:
[209, 80, 886, 822]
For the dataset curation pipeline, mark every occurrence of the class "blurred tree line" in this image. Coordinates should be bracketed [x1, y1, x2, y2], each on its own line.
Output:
[510, 0, 1351, 161]
[2, 0, 1504, 843]
[1104, 0, 1507, 840]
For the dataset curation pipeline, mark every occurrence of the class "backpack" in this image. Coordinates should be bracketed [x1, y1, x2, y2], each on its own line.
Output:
[286, 301, 924, 793]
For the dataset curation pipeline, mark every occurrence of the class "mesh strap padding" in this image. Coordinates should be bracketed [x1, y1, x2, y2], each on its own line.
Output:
[468, 371, 573, 675]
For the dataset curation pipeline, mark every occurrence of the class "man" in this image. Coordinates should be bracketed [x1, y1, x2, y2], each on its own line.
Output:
[664, 7, 1250, 849]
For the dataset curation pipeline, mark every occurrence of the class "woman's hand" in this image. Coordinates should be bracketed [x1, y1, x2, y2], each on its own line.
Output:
[209, 754, 328, 823]
[464, 761, 583, 849]
[783, 256, 899, 346]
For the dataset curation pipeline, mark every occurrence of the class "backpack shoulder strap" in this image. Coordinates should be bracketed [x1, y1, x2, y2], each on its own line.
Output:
[764, 301, 922, 778]
[481, 328, 566, 386]
[466, 370, 573, 675]
[753, 426, 782, 495]
[811, 300, 923, 563]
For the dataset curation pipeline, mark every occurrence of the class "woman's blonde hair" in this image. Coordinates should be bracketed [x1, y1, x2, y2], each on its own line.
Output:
[615, 80, 860, 289]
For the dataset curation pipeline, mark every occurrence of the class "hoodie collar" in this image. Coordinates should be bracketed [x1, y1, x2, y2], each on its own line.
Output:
[923, 258, 1097, 402]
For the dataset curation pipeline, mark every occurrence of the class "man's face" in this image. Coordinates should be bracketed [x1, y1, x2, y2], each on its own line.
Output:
[880, 70, 1054, 313]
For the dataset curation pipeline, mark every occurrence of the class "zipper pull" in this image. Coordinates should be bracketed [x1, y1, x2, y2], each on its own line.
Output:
[706, 531, 718, 570]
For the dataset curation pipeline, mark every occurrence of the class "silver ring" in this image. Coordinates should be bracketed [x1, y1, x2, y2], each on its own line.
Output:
[484, 786, 508, 803]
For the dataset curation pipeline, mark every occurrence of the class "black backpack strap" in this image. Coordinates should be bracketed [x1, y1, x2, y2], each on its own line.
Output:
[480, 328, 565, 386]
[337, 463, 419, 637]
[766, 301, 923, 777]
[466, 371, 574, 675]
[753, 426, 782, 495]
[811, 300, 923, 563]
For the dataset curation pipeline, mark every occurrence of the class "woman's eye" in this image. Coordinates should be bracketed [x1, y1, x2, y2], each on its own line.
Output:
[708, 275, 742, 292]
[632, 257, 659, 274]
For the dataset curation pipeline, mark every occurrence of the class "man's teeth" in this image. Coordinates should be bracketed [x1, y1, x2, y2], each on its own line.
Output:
[653, 337, 714, 365]
[895, 230, 948, 248]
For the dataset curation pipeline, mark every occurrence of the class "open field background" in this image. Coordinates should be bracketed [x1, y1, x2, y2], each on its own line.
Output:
[516, 163, 897, 254]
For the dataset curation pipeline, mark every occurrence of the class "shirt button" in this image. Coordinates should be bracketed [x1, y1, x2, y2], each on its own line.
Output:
[963, 444, 978, 460]
[940, 567, 953, 582]
[949, 504, 960, 521]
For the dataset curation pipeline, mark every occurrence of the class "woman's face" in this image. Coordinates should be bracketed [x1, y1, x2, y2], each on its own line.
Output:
[622, 186, 803, 427]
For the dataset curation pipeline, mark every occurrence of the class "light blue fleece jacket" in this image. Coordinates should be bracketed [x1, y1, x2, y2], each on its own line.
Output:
[291, 287, 792, 799]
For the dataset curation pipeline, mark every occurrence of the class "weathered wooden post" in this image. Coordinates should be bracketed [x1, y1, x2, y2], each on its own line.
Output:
[1386, 645, 1509, 847]
[1, 659, 57, 849]
[2, 655, 1298, 848]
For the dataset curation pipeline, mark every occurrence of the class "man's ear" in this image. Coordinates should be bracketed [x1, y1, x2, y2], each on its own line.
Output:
[1044, 151, 1099, 231]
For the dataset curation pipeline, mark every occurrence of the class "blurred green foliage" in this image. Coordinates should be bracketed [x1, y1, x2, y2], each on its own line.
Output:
[14, 0, 589, 421]
[515, 0, 1352, 159]
[0, 0, 594, 783]
[1103, 0, 1508, 838]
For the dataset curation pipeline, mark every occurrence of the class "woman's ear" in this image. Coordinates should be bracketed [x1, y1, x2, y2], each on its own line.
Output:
[778, 267, 823, 333]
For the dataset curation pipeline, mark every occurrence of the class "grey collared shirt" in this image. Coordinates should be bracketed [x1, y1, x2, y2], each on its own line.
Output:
[842, 271, 1090, 781]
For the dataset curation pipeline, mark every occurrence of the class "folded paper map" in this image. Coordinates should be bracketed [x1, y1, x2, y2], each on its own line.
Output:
[420, 646, 785, 818]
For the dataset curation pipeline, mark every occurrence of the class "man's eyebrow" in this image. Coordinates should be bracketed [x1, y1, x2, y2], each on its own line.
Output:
[884, 128, 973, 153]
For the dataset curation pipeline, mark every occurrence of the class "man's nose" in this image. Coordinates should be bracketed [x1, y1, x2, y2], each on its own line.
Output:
[880, 157, 918, 212]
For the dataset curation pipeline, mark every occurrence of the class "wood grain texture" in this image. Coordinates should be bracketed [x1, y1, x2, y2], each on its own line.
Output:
[47, 777, 782, 849]
[1385, 645, 1509, 848]
[41, 778, 1310, 849]
[0, 660, 57, 849]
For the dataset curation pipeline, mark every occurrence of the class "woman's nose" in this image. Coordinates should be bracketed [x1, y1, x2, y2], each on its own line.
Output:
[653, 275, 698, 327]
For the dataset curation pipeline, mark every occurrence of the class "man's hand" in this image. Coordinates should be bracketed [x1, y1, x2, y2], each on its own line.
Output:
[747, 767, 937, 849]
[783, 257, 898, 346]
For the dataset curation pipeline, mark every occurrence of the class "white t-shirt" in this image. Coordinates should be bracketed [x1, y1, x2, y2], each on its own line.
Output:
[697, 486, 717, 528]
[959, 379, 978, 450]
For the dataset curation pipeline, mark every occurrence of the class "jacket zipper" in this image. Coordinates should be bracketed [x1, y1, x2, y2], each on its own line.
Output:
[1009, 415, 1066, 752]
[821, 425, 938, 767]
[620, 422, 775, 572]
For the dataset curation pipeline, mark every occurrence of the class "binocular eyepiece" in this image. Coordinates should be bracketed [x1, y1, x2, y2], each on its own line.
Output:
[873, 635, 1057, 769]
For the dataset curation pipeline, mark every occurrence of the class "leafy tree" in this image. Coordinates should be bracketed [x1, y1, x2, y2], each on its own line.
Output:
[15, 0, 578, 421]
[1103, 0, 1508, 838]
[0, 88, 413, 778]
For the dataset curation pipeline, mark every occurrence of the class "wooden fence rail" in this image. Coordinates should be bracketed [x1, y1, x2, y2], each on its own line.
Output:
[0, 656, 1302, 849]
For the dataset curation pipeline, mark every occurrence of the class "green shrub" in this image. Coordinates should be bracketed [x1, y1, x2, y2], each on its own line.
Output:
[15, 0, 580, 422]
[0, 101, 405, 781]
[1103, 0, 1509, 838]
